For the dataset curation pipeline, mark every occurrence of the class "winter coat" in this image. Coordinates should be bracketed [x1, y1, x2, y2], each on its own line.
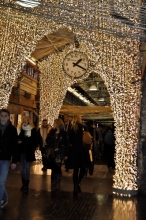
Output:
[37, 125, 52, 149]
[68, 123, 89, 169]
[104, 129, 114, 146]
[46, 128, 68, 156]
[45, 128, 69, 168]
[17, 128, 37, 162]
[0, 121, 18, 163]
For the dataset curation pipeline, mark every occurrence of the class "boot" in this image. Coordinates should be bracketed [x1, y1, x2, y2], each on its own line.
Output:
[77, 184, 82, 193]
[73, 181, 78, 198]
[77, 179, 82, 194]
[51, 175, 57, 191]
[77, 168, 85, 194]
[51, 174, 57, 186]
[24, 180, 29, 194]
[20, 178, 25, 191]
[56, 174, 62, 190]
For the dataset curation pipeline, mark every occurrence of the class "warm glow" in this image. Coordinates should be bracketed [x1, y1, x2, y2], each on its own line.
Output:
[38, 42, 98, 125]
[0, 0, 142, 195]
[16, 0, 40, 8]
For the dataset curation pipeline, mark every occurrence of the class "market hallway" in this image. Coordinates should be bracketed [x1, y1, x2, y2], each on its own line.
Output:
[0, 162, 145, 220]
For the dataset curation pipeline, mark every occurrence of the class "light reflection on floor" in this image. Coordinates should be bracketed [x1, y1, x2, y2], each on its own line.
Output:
[113, 198, 137, 220]
[30, 162, 51, 175]
[5, 161, 145, 220]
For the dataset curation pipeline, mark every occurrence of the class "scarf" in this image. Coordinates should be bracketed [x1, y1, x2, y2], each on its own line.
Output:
[0, 121, 10, 135]
[40, 125, 51, 147]
[22, 124, 32, 137]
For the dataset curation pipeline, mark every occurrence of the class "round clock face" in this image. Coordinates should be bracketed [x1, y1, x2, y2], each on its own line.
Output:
[63, 51, 89, 78]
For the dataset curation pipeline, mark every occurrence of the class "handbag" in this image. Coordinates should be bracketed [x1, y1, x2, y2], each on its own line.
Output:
[54, 145, 65, 166]
[83, 131, 93, 150]
[46, 132, 65, 167]
[55, 153, 64, 166]
[88, 149, 94, 175]
[45, 148, 55, 169]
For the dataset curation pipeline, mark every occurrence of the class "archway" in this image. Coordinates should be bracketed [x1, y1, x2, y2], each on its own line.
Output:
[0, 4, 142, 195]
[38, 37, 141, 195]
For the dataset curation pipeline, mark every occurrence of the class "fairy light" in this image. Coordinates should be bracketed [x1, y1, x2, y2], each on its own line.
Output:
[38, 42, 98, 125]
[91, 34, 141, 195]
[0, 7, 62, 109]
[0, 0, 142, 195]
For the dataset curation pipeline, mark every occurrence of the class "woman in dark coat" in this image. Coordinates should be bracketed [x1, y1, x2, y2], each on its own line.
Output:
[45, 118, 68, 190]
[68, 115, 88, 197]
[17, 116, 37, 193]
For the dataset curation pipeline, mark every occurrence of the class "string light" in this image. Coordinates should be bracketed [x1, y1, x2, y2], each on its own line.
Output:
[0, 0, 142, 195]
[38, 42, 98, 125]
[91, 35, 141, 195]
[0, 7, 60, 108]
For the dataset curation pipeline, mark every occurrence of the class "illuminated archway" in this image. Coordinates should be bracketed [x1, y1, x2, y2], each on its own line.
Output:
[38, 36, 141, 195]
[0, 2, 141, 195]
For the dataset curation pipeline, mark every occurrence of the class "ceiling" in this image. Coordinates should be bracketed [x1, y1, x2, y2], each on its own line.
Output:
[31, 28, 113, 121]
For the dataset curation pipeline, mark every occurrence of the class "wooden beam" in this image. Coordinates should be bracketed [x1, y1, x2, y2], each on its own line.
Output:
[59, 105, 112, 115]
[9, 94, 37, 109]
[8, 103, 23, 114]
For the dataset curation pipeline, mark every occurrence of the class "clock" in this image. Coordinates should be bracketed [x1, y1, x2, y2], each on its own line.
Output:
[63, 51, 89, 78]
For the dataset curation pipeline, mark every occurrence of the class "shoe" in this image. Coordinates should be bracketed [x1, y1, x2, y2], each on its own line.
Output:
[73, 190, 78, 198]
[20, 185, 25, 191]
[42, 167, 47, 171]
[56, 183, 60, 191]
[1, 200, 8, 208]
[24, 187, 29, 194]
[77, 184, 82, 193]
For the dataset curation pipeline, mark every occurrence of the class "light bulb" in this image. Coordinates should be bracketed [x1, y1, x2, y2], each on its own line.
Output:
[89, 84, 97, 91]
[16, 0, 40, 8]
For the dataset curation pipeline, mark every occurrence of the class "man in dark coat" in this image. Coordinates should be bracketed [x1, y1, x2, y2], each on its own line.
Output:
[0, 109, 18, 209]
[104, 126, 115, 170]
[63, 114, 71, 172]
[37, 119, 52, 171]
[87, 120, 98, 159]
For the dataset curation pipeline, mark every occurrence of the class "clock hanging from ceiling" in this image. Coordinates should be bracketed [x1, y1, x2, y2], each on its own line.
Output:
[63, 51, 89, 79]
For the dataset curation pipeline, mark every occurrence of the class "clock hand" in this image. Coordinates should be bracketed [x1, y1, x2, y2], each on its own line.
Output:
[73, 59, 82, 67]
[75, 64, 86, 71]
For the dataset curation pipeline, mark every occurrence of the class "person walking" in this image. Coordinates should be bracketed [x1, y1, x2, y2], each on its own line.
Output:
[0, 109, 18, 209]
[104, 126, 115, 171]
[63, 114, 71, 172]
[87, 121, 98, 160]
[68, 115, 88, 198]
[37, 119, 52, 171]
[17, 116, 37, 194]
[45, 118, 68, 191]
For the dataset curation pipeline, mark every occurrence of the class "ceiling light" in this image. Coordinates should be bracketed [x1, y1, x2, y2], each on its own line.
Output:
[25, 56, 36, 65]
[98, 97, 105, 101]
[89, 72, 98, 91]
[16, 0, 40, 8]
[67, 87, 94, 106]
[89, 83, 97, 91]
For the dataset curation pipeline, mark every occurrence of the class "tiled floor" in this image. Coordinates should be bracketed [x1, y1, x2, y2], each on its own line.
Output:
[0, 162, 146, 220]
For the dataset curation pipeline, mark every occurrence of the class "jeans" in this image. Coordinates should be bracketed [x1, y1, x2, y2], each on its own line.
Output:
[0, 160, 10, 206]
[20, 153, 31, 180]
